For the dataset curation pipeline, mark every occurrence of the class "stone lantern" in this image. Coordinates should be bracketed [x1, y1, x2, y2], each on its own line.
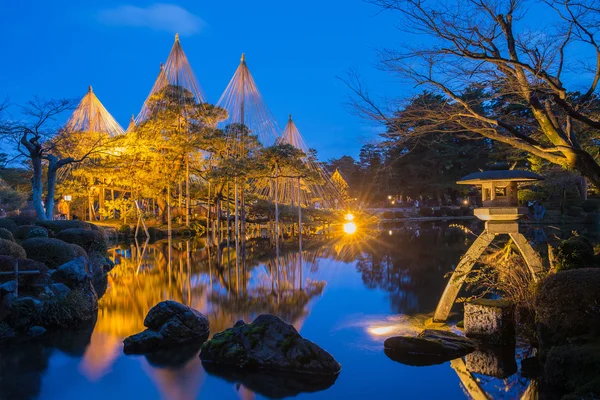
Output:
[433, 169, 545, 322]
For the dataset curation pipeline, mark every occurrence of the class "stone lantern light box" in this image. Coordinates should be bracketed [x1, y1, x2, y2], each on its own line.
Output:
[458, 170, 544, 221]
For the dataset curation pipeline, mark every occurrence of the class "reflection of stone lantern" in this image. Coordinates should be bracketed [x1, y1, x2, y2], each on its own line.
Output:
[433, 169, 545, 322]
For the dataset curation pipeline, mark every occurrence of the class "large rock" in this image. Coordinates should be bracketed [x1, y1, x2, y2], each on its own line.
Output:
[200, 314, 341, 375]
[384, 329, 476, 366]
[123, 301, 209, 354]
[535, 268, 600, 349]
[51, 257, 92, 289]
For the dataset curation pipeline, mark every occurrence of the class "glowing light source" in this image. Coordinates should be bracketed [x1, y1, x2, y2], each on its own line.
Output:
[388, 230, 392, 236]
[343, 222, 357, 234]
[388, 195, 392, 200]
[345, 213, 354, 221]
[463, 199, 469, 205]
[369, 326, 395, 336]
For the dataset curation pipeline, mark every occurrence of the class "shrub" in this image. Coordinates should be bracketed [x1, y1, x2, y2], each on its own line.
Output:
[14, 225, 49, 240]
[0, 256, 48, 286]
[585, 213, 600, 225]
[567, 206, 584, 217]
[0, 228, 14, 242]
[57, 228, 107, 254]
[439, 206, 452, 216]
[0, 219, 17, 233]
[394, 211, 404, 219]
[22, 238, 77, 269]
[7, 215, 37, 226]
[118, 224, 132, 235]
[544, 344, 600, 398]
[419, 207, 434, 217]
[582, 199, 600, 213]
[460, 206, 473, 216]
[70, 243, 88, 258]
[535, 268, 600, 349]
[554, 236, 597, 271]
[0, 239, 26, 258]
[35, 220, 98, 235]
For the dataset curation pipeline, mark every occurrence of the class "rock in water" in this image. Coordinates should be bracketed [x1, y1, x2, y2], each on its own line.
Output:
[384, 329, 476, 366]
[123, 301, 209, 354]
[200, 314, 341, 375]
[51, 257, 92, 289]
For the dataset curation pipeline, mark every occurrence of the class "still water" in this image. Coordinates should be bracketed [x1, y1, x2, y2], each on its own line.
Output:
[4, 220, 591, 400]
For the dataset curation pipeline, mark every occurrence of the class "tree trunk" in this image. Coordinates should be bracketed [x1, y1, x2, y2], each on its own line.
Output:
[571, 150, 600, 194]
[45, 156, 59, 220]
[31, 155, 47, 220]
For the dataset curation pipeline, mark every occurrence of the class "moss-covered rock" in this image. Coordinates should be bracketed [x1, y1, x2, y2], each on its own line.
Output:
[0, 239, 26, 258]
[35, 220, 98, 236]
[22, 238, 77, 269]
[535, 268, 600, 349]
[13, 225, 49, 240]
[57, 228, 107, 254]
[200, 314, 341, 375]
[0, 219, 17, 233]
[554, 235, 597, 271]
[0, 228, 14, 242]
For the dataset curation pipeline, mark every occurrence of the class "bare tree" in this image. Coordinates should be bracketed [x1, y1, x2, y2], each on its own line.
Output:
[0, 97, 104, 220]
[348, 0, 600, 187]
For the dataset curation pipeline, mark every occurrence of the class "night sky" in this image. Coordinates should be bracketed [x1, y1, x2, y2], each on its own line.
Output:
[0, 0, 405, 160]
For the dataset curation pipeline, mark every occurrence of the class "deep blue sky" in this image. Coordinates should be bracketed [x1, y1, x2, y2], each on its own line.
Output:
[0, 0, 403, 160]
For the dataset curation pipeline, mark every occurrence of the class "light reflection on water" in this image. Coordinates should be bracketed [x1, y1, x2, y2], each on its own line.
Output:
[4, 220, 582, 399]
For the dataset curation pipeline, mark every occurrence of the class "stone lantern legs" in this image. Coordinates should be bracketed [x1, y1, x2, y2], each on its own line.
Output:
[432, 220, 544, 323]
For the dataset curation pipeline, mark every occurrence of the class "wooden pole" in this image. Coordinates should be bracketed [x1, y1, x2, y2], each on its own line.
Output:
[167, 185, 172, 238]
[298, 176, 303, 291]
[186, 155, 190, 227]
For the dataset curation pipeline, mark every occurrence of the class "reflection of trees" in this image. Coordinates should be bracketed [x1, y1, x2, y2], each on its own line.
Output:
[356, 222, 484, 314]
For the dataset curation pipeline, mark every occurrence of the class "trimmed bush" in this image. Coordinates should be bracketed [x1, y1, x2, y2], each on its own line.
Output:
[536, 268, 600, 349]
[14, 225, 49, 240]
[0, 219, 17, 233]
[439, 206, 452, 216]
[57, 228, 107, 254]
[419, 207, 434, 217]
[567, 206, 584, 217]
[0, 256, 48, 285]
[460, 206, 473, 216]
[554, 236, 597, 271]
[7, 215, 37, 226]
[581, 199, 600, 213]
[22, 238, 77, 269]
[69, 243, 88, 258]
[35, 220, 98, 235]
[118, 224, 132, 235]
[0, 228, 14, 242]
[0, 239, 26, 258]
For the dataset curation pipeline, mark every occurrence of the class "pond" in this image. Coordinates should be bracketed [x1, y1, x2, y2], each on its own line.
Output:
[2, 220, 598, 400]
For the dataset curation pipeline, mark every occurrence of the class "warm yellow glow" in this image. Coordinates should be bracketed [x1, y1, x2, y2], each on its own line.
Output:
[388, 230, 392, 236]
[343, 221, 357, 234]
[345, 213, 354, 221]
[369, 326, 395, 335]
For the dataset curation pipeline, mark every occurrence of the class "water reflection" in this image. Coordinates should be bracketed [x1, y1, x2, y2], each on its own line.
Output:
[1, 220, 556, 400]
